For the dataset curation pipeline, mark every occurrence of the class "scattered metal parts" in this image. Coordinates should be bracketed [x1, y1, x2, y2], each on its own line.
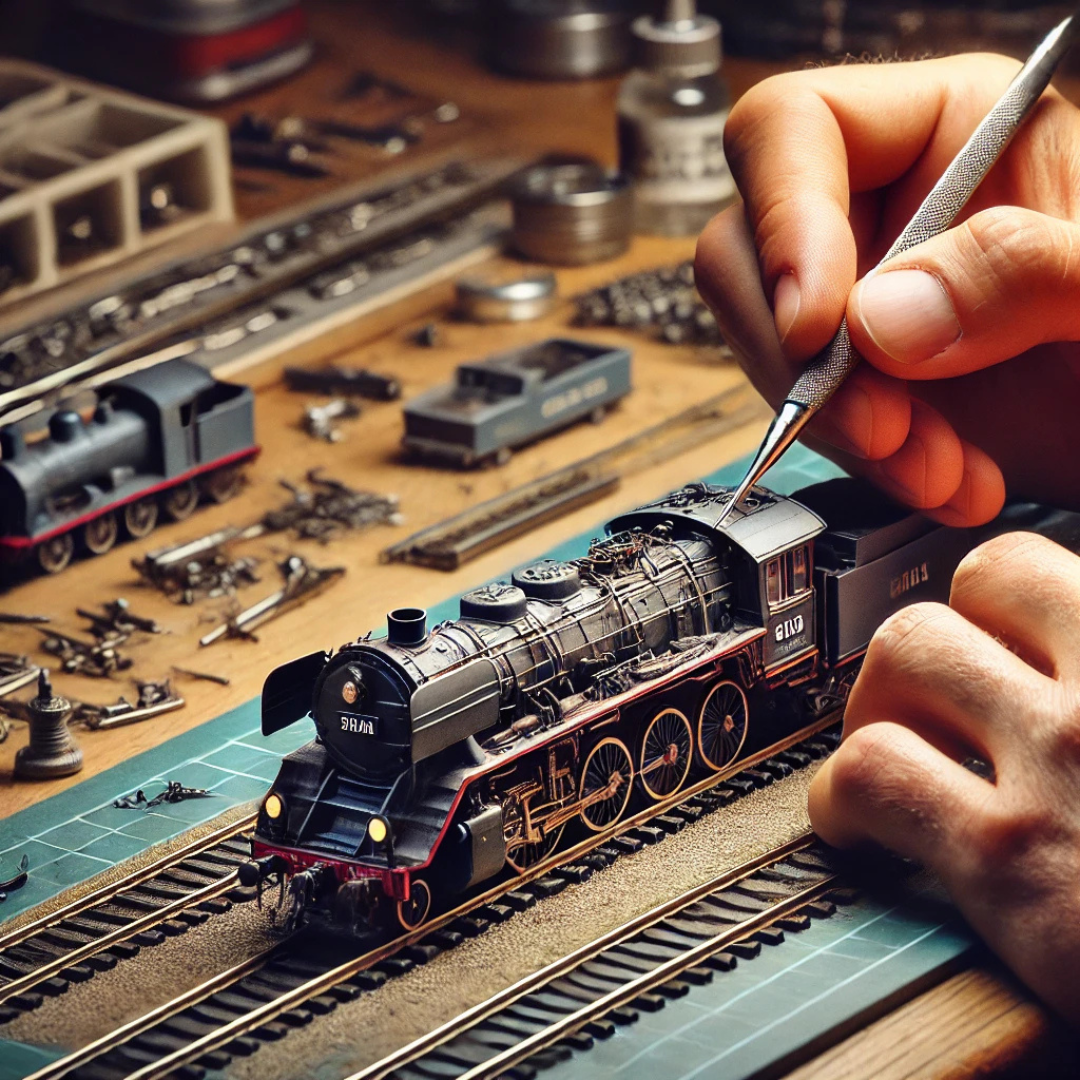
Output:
[302, 397, 360, 442]
[313, 118, 417, 154]
[76, 680, 185, 730]
[384, 383, 766, 570]
[133, 528, 261, 604]
[413, 322, 442, 347]
[139, 181, 184, 229]
[230, 138, 330, 178]
[0, 158, 509, 410]
[285, 365, 401, 401]
[261, 471, 402, 542]
[232, 112, 330, 153]
[511, 162, 632, 265]
[0, 653, 41, 697]
[455, 269, 557, 323]
[574, 260, 724, 346]
[199, 556, 345, 647]
[340, 70, 412, 100]
[0, 613, 50, 625]
[38, 629, 132, 678]
[14, 670, 82, 780]
[76, 598, 162, 639]
[172, 666, 230, 687]
[114, 780, 213, 810]
[0, 855, 29, 901]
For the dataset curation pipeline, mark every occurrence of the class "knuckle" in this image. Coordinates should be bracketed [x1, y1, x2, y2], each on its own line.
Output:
[957, 208, 1069, 300]
[864, 602, 952, 677]
[950, 532, 1046, 601]
[828, 725, 900, 803]
[1038, 683, 1080, 759]
[967, 799, 1048, 869]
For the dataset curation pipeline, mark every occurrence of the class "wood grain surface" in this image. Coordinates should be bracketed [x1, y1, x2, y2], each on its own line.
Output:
[0, 3, 1074, 1075]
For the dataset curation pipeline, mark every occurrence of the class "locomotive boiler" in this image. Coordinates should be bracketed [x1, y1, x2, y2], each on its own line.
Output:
[244, 478, 974, 931]
[0, 358, 257, 575]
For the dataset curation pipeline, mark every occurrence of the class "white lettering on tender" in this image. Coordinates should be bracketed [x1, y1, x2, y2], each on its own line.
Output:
[540, 377, 608, 419]
[340, 714, 375, 735]
[774, 614, 805, 643]
[890, 562, 929, 600]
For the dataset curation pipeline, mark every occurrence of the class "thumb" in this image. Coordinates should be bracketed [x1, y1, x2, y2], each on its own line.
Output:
[847, 206, 1080, 379]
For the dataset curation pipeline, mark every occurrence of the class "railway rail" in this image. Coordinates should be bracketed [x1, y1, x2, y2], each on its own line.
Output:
[349, 836, 841, 1080]
[22, 720, 841, 1080]
[0, 814, 257, 1022]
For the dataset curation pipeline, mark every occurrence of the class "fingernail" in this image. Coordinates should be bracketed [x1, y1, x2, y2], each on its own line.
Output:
[879, 433, 927, 505]
[773, 274, 800, 343]
[853, 269, 961, 364]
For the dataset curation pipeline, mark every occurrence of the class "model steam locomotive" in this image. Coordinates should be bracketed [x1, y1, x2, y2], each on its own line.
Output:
[0, 358, 257, 575]
[243, 477, 974, 931]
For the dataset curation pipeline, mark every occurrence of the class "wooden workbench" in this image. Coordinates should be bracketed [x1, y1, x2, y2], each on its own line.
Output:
[0, 2, 1076, 1074]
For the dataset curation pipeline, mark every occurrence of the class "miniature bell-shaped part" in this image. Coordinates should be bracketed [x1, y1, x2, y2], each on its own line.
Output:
[14, 669, 83, 780]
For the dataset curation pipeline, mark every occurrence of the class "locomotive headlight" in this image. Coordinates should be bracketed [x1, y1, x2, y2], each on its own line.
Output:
[264, 793, 284, 820]
[367, 815, 389, 844]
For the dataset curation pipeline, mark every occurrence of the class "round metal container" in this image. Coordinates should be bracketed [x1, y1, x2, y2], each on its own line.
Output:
[511, 163, 633, 266]
[456, 269, 558, 323]
[491, 0, 633, 80]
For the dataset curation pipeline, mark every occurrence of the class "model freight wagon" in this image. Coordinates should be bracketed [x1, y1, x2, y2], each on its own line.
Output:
[0, 358, 257, 575]
[402, 337, 631, 467]
[243, 477, 985, 932]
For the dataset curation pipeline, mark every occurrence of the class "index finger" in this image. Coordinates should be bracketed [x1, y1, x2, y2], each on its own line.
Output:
[717, 54, 1023, 363]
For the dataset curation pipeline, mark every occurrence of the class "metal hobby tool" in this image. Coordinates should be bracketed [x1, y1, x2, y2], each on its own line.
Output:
[720, 13, 1080, 522]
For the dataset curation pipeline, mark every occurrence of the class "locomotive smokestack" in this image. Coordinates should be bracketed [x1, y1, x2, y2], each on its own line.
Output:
[387, 607, 427, 646]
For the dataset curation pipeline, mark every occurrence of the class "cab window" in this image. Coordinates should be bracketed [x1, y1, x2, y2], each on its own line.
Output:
[766, 545, 810, 606]
[766, 558, 782, 605]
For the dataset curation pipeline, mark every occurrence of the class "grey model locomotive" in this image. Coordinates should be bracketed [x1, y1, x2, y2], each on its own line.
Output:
[0, 358, 257, 575]
[244, 477, 973, 932]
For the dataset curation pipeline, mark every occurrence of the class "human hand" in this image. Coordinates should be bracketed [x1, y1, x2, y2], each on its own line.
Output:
[695, 54, 1080, 525]
[808, 531, 1080, 1023]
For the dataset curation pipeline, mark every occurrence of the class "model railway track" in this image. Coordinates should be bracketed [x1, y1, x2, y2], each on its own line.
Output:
[0, 815, 257, 1022]
[350, 837, 841, 1080]
[25, 721, 841, 1080]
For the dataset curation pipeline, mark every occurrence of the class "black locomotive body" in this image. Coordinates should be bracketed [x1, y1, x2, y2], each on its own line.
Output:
[247, 478, 973, 931]
[0, 358, 257, 575]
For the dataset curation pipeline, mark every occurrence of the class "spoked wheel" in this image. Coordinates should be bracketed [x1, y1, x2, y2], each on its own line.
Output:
[506, 825, 565, 873]
[639, 707, 693, 800]
[396, 879, 432, 931]
[124, 497, 159, 539]
[162, 480, 199, 522]
[83, 512, 118, 556]
[579, 737, 633, 832]
[201, 464, 243, 504]
[36, 533, 74, 574]
[698, 681, 749, 772]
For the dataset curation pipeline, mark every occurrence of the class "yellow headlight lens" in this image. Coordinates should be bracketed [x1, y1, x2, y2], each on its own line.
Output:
[264, 793, 283, 820]
[368, 816, 388, 844]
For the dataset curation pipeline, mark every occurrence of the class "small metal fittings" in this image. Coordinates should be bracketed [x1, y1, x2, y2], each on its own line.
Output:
[511, 164, 632, 266]
[455, 270, 558, 323]
[14, 670, 82, 780]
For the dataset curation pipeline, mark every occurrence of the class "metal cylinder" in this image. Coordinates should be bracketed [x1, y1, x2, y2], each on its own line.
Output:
[387, 607, 428, 646]
[511, 163, 633, 266]
[490, 0, 634, 80]
[455, 270, 558, 323]
[14, 670, 82, 780]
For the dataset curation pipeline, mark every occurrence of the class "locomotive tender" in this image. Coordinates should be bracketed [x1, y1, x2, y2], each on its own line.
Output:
[0, 358, 257, 575]
[246, 477, 973, 931]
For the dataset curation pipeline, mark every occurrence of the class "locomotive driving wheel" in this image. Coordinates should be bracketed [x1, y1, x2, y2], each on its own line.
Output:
[124, 497, 158, 539]
[36, 533, 74, 574]
[162, 480, 199, 522]
[83, 512, 118, 556]
[506, 825, 564, 873]
[639, 707, 693, 800]
[201, 464, 243, 504]
[698, 681, 749, 772]
[396, 879, 432, 931]
[579, 737, 633, 832]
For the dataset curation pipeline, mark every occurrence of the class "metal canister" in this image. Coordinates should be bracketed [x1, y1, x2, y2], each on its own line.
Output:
[490, 0, 634, 80]
[511, 163, 633, 265]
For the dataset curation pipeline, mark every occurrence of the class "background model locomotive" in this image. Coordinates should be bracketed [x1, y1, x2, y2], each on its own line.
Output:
[244, 476, 976, 932]
[0, 358, 257, 575]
